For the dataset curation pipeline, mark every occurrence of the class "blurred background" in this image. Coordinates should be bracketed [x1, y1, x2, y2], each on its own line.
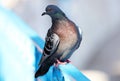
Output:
[0, 0, 120, 81]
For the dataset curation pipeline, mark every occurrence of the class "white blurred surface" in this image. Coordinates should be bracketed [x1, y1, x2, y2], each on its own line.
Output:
[83, 70, 109, 81]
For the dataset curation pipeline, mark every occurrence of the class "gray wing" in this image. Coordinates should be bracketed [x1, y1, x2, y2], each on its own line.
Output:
[39, 29, 60, 65]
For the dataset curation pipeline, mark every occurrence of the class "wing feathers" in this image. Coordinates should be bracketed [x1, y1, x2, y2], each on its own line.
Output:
[39, 29, 60, 65]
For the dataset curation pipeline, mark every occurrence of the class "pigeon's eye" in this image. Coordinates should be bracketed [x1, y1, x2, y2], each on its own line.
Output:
[47, 8, 52, 12]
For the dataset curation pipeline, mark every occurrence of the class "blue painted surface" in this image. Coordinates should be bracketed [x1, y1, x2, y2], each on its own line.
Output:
[0, 6, 90, 81]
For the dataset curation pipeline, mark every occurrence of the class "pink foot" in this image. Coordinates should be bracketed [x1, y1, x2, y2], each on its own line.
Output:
[54, 59, 71, 67]
[56, 59, 67, 64]
[66, 59, 71, 63]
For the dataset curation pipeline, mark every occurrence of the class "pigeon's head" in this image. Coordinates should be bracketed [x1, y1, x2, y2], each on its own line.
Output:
[42, 5, 66, 19]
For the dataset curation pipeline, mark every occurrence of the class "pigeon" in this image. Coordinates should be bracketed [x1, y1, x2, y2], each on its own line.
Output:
[35, 5, 82, 78]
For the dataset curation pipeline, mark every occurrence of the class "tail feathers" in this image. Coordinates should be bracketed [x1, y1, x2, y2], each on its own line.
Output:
[35, 61, 53, 78]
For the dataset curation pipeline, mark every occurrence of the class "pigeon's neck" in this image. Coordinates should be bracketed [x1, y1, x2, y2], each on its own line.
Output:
[52, 16, 67, 24]
[51, 13, 67, 22]
[51, 17, 69, 30]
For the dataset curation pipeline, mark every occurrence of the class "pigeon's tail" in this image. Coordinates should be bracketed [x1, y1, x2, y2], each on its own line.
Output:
[35, 59, 54, 78]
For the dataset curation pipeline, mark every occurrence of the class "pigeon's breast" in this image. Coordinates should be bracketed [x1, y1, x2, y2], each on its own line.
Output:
[54, 20, 78, 53]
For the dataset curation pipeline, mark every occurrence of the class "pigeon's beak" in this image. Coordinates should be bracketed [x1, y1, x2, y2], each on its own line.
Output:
[41, 12, 47, 16]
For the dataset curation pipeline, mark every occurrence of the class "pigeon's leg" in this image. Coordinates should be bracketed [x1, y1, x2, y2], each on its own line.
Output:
[65, 59, 71, 63]
[54, 59, 71, 67]
[56, 59, 67, 64]
[54, 59, 66, 67]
